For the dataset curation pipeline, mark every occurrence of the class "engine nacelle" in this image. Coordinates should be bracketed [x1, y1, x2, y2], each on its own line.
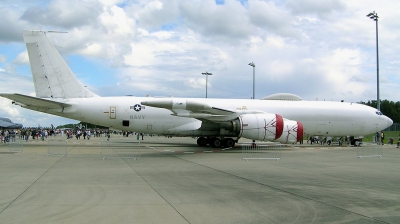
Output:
[276, 119, 304, 144]
[238, 113, 284, 141]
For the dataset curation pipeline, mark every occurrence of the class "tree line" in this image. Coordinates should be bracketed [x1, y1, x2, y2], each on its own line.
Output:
[360, 100, 400, 123]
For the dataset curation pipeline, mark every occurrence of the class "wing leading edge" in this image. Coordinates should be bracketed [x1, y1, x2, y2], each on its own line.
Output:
[0, 93, 70, 109]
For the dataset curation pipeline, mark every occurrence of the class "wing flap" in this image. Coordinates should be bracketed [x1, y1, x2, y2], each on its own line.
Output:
[0, 93, 70, 109]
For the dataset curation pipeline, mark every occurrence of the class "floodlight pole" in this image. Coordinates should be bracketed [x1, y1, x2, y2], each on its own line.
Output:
[367, 11, 380, 111]
[202, 72, 212, 98]
[248, 62, 255, 99]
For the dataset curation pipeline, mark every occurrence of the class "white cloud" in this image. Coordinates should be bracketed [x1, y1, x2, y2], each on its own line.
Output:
[100, 5, 136, 35]
[286, 0, 345, 20]
[12, 51, 29, 65]
[318, 48, 366, 96]
[0, 98, 21, 117]
[184, 78, 207, 89]
[20, 0, 103, 29]
[133, 0, 179, 29]
[0, 54, 6, 63]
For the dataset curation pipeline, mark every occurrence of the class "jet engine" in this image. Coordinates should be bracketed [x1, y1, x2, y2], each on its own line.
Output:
[237, 113, 303, 144]
[238, 114, 284, 141]
[276, 119, 303, 144]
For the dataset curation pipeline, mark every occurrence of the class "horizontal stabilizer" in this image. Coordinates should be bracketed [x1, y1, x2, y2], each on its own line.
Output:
[0, 93, 70, 109]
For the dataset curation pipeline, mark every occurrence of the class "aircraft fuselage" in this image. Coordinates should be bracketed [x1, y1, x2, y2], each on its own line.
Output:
[27, 96, 390, 137]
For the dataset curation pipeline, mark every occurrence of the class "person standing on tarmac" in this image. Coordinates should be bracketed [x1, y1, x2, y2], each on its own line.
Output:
[376, 132, 381, 145]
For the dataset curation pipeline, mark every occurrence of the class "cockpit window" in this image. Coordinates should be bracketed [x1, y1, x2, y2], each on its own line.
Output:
[376, 111, 383, 115]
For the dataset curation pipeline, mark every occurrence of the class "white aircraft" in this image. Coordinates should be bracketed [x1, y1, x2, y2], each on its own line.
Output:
[0, 30, 393, 147]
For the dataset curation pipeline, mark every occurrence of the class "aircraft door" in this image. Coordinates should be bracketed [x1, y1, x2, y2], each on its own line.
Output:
[110, 107, 116, 119]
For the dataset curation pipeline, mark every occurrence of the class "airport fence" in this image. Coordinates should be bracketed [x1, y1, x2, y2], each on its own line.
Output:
[47, 139, 68, 157]
[357, 144, 383, 158]
[8, 134, 23, 153]
[242, 142, 282, 161]
[100, 140, 140, 160]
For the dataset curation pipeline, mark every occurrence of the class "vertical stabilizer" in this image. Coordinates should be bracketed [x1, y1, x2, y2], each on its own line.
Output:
[22, 30, 98, 98]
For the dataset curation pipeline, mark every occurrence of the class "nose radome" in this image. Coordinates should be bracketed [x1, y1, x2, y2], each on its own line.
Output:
[386, 116, 393, 128]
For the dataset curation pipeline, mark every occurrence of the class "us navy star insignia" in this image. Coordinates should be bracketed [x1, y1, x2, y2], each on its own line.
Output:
[134, 104, 141, 112]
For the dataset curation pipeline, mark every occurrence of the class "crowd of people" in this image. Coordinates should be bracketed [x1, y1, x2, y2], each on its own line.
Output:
[0, 128, 56, 142]
[0, 128, 115, 142]
[2, 128, 400, 147]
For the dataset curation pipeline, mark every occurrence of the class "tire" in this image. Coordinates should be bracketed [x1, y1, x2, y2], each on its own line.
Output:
[211, 138, 222, 148]
[197, 137, 208, 146]
[223, 138, 235, 148]
[351, 139, 360, 146]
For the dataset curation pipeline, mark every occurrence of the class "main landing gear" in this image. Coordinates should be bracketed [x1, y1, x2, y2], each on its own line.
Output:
[196, 137, 235, 148]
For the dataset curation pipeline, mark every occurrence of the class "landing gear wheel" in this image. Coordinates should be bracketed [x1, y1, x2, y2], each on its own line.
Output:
[351, 139, 360, 147]
[197, 137, 208, 146]
[222, 138, 235, 148]
[210, 138, 222, 148]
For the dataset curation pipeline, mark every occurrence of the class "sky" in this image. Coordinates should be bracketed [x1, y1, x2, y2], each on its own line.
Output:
[0, 0, 399, 127]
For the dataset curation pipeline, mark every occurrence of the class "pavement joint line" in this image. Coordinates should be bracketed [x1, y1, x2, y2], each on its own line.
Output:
[128, 145, 193, 223]
[144, 142, 391, 224]
[183, 154, 390, 223]
[0, 143, 79, 215]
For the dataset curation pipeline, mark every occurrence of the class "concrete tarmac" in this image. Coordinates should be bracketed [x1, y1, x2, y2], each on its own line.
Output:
[0, 135, 399, 223]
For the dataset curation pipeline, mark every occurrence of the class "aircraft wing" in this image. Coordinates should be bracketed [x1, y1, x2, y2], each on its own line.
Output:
[0, 93, 70, 109]
[141, 99, 264, 122]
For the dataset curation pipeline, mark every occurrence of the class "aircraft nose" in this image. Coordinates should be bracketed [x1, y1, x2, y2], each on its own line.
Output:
[376, 115, 393, 131]
[384, 116, 393, 128]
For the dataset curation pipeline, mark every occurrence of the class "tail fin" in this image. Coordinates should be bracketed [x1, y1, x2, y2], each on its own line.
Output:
[22, 30, 98, 98]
